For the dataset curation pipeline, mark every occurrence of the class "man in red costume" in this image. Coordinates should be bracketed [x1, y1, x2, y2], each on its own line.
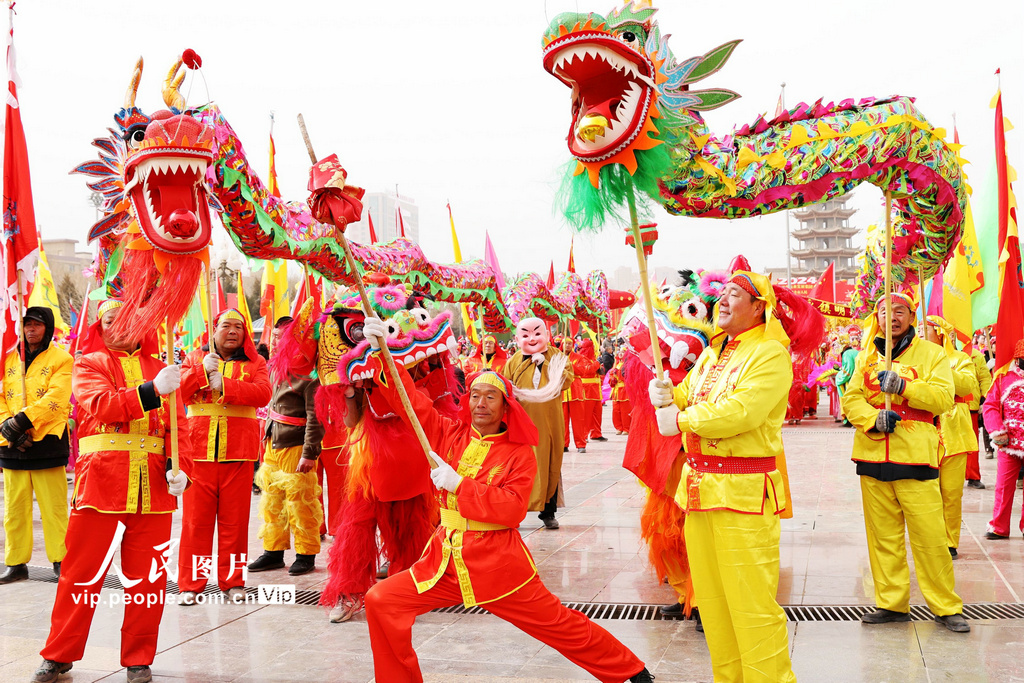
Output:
[360, 320, 653, 683]
[608, 350, 631, 435]
[177, 309, 272, 604]
[563, 337, 597, 453]
[32, 300, 191, 683]
[462, 334, 508, 376]
[579, 339, 607, 442]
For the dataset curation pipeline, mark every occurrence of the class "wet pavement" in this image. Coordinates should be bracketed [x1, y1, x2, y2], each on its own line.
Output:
[0, 405, 1021, 682]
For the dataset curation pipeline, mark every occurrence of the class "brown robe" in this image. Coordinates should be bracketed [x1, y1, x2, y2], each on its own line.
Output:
[505, 347, 574, 510]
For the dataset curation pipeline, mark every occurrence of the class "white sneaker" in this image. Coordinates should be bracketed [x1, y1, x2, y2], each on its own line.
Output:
[179, 591, 197, 606]
[225, 587, 246, 604]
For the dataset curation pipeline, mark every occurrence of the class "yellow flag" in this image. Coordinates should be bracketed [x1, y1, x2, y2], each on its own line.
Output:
[27, 242, 68, 334]
[943, 197, 978, 349]
[260, 260, 290, 326]
[236, 271, 253, 332]
[448, 204, 478, 343]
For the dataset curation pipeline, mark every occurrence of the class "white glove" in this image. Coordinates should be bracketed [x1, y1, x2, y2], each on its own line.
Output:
[153, 365, 182, 395]
[428, 451, 462, 492]
[648, 378, 674, 408]
[530, 353, 545, 365]
[203, 353, 221, 374]
[208, 371, 223, 392]
[362, 317, 388, 351]
[166, 470, 188, 496]
[655, 405, 681, 436]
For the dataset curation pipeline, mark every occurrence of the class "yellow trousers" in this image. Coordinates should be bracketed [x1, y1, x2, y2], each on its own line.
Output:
[938, 454, 968, 549]
[684, 508, 796, 683]
[860, 476, 961, 616]
[256, 445, 323, 555]
[3, 467, 68, 565]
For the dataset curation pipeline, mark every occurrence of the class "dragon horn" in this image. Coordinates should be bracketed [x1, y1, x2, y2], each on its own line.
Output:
[162, 57, 186, 111]
[123, 56, 144, 110]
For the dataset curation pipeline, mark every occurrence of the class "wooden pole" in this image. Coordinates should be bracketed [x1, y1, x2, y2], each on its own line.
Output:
[15, 270, 27, 404]
[917, 265, 926, 336]
[883, 191, 893, 412]
[625, 179, 665, 382]
[165, 315, 179, 475]
[297, 114, 435, 468]
[205, 264, 216, 355]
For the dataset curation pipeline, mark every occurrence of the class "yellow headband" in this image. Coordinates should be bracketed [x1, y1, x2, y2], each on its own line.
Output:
[219, 309, 245, 324]
[98, 300, 123, 316]
[717, 270, 789, 348]
[471, 372, 509, 397]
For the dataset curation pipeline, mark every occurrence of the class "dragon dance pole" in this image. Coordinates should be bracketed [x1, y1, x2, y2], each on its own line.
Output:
[626, 179, 665, 383]
[917, 264, 926, 336]
[15, 270, 27, 404]
[883, 191, 893, 412]
[297, 114, 435, 469]
[165, 316, 179, 476]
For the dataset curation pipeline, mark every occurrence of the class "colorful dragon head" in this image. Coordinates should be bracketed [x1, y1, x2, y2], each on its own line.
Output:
[619, 268, 726, 383]
[542, 2, 740, 228]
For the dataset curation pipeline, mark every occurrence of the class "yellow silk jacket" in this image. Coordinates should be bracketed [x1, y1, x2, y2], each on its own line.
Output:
[843, 335, 954, 468]
[969, 348, 993, 412]
[938, 347, 979, 458]
[0, 344, 73, 444]
[669, 324, 791, 515]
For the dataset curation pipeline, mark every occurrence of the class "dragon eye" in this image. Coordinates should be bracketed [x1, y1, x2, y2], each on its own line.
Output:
[411, 308, 429, 326]
[385, 321, 400, 337]
[125, 128, 146, 150]
[622, 31, 636, 42]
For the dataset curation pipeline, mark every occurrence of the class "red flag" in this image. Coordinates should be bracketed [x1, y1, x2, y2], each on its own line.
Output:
[367, 211, 378, 244]
[289, 269, 322, 317]
[1, 11, 39, 357]
[212, 275, 227, 315]
[807, 262, 835, 302]
[992, 89, 1024, 374]
[397, 206, 406, 238]
[545, 261, 555, 289]
[567, 238, 576, 273]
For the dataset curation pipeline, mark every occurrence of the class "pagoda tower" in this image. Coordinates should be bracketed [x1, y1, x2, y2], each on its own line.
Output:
[789, 194, 860, 280]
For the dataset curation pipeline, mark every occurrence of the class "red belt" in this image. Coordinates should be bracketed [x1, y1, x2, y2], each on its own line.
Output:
[686, 454, 776, 474]
[954, 395, 971, 405]
[890, 403, 936, 424]
[268, 410, 306, 427]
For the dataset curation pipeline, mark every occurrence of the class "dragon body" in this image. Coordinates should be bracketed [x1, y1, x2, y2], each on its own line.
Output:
[542, 3, 966, 303]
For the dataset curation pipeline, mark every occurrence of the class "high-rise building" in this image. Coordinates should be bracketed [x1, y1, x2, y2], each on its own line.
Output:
[787, 194, 860, 280]
[349, 191, 420, 245]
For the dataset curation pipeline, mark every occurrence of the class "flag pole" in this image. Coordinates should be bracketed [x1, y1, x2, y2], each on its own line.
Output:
[15, 270, 27, 404]
[297, 114, 435, 469]
[205, 264, 216, 355]
[883, 191, 893, 412]
[917, 264, 926, 335]
[165, 315, 179, 476]
[626, 178, 665, 382]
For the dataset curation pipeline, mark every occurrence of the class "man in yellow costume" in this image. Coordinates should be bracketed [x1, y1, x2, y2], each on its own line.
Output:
[650, 270, 822, 682]
[842, 292, 968, 632]
[0, 307, 73, 584]
[925, 316, 979, 558]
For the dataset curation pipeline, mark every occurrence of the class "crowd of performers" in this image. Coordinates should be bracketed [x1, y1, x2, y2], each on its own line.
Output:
[2, 261, 1021, 683]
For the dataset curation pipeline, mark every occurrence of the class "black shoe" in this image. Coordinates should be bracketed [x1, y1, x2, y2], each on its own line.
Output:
[31, 659, 72, 683]
[985, 531, 1010, 540]
[53, 562, 60, 578]
[126, 665, 153, 683]
[935, 613, 971, 633]
[659, 602, 683, 617]
[288, 554, 316, 576]
[949, 547, 958, 559]
[592, 436, 608, 442]
[252, 484, 261, 495]
[861, 608, 911, 624]
[693, 607, 703, 633]
[563, 446, 568, 452]
[0, 563, 27, 585]
[247, 551, 285, 573]
[541, 517, 560, 530]
[966, 479, 986, 489]
[629, 667, 655, 683]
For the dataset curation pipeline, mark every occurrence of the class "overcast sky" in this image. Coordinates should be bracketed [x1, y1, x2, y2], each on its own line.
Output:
[9, 0, 1024, 282]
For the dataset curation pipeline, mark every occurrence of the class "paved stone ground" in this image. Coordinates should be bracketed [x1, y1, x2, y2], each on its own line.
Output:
[0, 403, 1021, 682]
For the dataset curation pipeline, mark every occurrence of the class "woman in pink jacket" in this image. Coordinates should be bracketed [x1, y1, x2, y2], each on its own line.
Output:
[981, 340, 1024, 539]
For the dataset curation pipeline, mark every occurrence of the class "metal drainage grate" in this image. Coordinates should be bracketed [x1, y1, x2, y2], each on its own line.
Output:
[27, 568, 1024, 620]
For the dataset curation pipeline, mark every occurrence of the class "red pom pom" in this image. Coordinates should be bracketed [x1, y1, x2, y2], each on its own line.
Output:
[182, 49, 202, 69]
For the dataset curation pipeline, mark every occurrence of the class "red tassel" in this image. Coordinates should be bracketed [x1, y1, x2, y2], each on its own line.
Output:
[109, 251, 204, 346]
[773, 284, 826, 357]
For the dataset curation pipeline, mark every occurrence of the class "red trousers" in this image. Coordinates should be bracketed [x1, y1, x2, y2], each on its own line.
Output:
[966, 412, 982, 481]
[587, 399, 603, 439]
[318, 446, 348, 535]
[365, 568, 644, 683]
[563, 401, 589, 449]
[989, 450, 1024, 537]
[41, 508, 172, 667]
[612, 399, 632, 433]
[178, 460, 253, 592]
